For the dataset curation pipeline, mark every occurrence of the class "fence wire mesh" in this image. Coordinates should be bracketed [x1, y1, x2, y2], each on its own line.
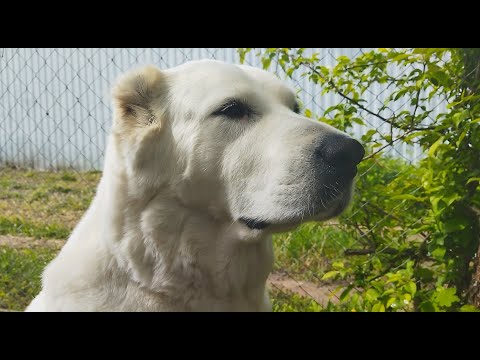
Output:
[0, 48, 446, 309]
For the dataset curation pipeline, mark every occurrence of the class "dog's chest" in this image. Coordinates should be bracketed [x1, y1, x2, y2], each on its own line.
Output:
[144, 234, 274, 311]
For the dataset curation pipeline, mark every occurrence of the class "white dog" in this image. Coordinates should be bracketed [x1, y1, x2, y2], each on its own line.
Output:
[26, 60, 364, 311]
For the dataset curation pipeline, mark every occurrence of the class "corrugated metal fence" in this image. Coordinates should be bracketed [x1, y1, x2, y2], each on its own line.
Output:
[0, 48, 439, 170]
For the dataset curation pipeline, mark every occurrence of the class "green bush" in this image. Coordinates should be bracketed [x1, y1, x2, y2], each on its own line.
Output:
[240, 48, 480, 311]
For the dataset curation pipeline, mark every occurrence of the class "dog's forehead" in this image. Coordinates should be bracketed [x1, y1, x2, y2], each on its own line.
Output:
[167, 60, 296, 106]
[237, 64, 296, 105]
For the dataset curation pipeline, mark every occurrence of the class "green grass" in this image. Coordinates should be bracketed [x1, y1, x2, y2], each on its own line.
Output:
[0, 217, 71, 239]
[273, 222, 355, 281]
[270, 288, 324, 311]
[0, 242, 323, 312]
[0, 167, 100, 239]
[0, 166, 355, 311]
[0, 246, 58, 311]
[0, 242, 336, 312]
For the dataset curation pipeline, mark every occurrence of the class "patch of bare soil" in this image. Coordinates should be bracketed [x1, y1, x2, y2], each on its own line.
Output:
[267, 272, 344, 305]
[0, 235, 65, 250]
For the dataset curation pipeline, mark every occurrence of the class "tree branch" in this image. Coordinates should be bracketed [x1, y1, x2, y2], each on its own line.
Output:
[343, 60, 390, 72]
[344, 248, 398, 256]
[362, 128, 417, 160]
[411, 63, 426, 125]
[299, 61, 436, 132]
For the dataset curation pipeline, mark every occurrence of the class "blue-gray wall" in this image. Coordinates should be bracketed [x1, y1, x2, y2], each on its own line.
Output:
[0, 48, 439, 170]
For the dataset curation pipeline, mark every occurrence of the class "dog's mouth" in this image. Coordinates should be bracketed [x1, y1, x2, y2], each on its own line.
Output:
[239, 215, 320, 231]
[239, 183, 352, 231]
[239, 217, 270, 230]
[239, 211, 336, 231]
[239, 210, 335, 231]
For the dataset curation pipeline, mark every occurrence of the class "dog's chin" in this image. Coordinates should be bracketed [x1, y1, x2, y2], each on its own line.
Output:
[239, 193, 351, 234]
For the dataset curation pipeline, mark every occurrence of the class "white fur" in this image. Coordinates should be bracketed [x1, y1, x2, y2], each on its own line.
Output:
[26, 60, 357, 312]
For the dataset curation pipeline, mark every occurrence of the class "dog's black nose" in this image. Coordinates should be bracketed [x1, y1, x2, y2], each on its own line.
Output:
[316, 134, 365, 168]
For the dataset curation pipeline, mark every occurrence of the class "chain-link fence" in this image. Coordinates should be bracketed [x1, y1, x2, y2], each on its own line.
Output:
[0, 48, 439, 170]
[0, 48, 447, 310]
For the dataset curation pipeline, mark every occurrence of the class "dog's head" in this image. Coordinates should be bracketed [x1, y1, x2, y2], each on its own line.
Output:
[111, 60, 364, 236]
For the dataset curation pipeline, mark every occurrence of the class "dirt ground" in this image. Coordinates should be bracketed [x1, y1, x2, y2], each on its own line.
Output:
[268, 272, 341, 305]
[0, 235, 65, 250]
[0, 234, 341, 307]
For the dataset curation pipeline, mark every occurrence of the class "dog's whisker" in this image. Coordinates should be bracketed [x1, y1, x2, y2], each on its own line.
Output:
[320, 196, 327, 209]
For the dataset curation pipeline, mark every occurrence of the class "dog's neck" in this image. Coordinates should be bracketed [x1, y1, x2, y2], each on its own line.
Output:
[93, 137, 274, 309]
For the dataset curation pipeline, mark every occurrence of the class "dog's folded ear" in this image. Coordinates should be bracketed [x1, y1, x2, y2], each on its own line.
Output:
[112, 65, 168, 129]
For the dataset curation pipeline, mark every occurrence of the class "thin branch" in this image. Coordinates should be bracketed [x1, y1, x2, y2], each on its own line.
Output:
[352, 223, 375, 248]
[343, 60, 390, 72]
[299, 61, 437, 132]
[364, 202, 405, 224]
[362, 128, 416, 161]
[411, 63, 426, 124]
[470, 206, 480, 217]
[300, 62, 395, 123]
[344, 248, 398, 256]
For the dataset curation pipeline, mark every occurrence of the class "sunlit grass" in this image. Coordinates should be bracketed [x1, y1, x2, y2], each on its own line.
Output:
[0, 167, 100, 238]
[0, 246, 58, 311]
[0, 167, 354, 311]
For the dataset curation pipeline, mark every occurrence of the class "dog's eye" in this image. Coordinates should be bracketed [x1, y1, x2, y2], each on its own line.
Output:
[213, 100, 250, 119]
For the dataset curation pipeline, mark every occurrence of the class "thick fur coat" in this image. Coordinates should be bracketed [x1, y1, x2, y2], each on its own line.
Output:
[26, 60, 364, 311]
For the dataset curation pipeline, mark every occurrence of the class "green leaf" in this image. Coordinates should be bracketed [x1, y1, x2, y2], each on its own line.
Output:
[371, 303, 386, 312]
[403, 293, 412, 303]
[430, 71, 450, 87]
[404, 281, 417, 296]
[403, 131, 429, 143]
[413, 48, 435, 55]
[393, 88, 409, 101]
[238, 48, 252, 64]
[419, 301, 436, 312]
[444, 217, 468, 233]
[391, 194, 424, 201]
[382, 288, 395, 296]
[321, 271, 339, 280]
[319, 66, 330, 77]
[339, 285, 354, 301]
[385, 273, 402, 283]
[459, 305, 480, 312]
[365, 288, 379, 301]
[428, 136, 444, 157]
[362, 129, 377, 142]
[324, 105, 339, 115]
[467, 177, 480, 184]
[304, 109, 312, 118]
[456, 129, 468, 147]
[415, 267, 435, 281]
[337, 55, 351, 64]
[433, 287, 459, 307]
[392, 53, 410, 62]
[351, 117, 365, 125]
[386, 297, 397, 309]
[452, 111, 464, 128]
[261, 57, 272, 70]
[443, 193, 460, 207]
[332, 261, 345, 269]
[431, 247, 446, 259]
[430, 196, 443, 214]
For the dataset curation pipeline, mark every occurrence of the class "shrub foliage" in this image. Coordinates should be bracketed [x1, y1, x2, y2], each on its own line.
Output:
[239, 48, 480, 311]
